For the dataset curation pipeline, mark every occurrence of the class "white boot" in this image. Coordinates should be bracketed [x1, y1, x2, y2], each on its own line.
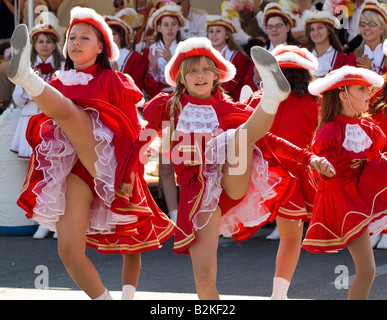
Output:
[8, 24, 45, 97]
[270, 277, 290, 300]
[250, 46, 290, 115]
[33, 225, 50, 240]
[121, 284, 136, 300]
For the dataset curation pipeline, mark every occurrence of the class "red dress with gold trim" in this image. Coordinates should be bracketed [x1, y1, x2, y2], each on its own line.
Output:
[302, 114, 387, 253]
[17, 64, 175, 254]
[143, 90, 315, 255]
[245, 91, 320, 221]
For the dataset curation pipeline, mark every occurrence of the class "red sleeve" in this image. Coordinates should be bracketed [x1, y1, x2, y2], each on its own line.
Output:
[333, 51, 348, 70]
[123, 51, 145, 92]
[346, 51, 357, 67]
[142, 48, 171, 98]
[222, 52, 249, 101]
[142, 92, 173, 131]
[311, 123, 339, 164]
[264, 132, 315, 165]
[244, 61, 259, 91]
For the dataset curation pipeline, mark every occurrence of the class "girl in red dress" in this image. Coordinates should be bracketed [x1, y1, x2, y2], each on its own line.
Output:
[141, 36, 334, 299]
[303, 10, 348, 78]
[346, 1, 387, 75]
[244, 45, 321, 299]
[206, 15, 249, 101]
[105, 8, 145, 92]
[7, 7, 175, 300]
[302, 65, 387, 299]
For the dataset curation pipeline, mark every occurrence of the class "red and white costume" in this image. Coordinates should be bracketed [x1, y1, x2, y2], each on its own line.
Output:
[346, 0, 387, 75]
[141, 38, 318, 255]
[245, 45, 320, 221]
[302, 66, 387, 253]
[105, 11, 145, 91]
[143, 5, 186, 98]
[11, 15, 64, 159]
[17, 7, 175, 255]
[206, 15, 249, 101]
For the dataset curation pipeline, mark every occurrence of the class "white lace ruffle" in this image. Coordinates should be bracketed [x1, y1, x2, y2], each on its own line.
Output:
[342, 124, 372, 153]
[176, 103, 219, 134]
[32, 108, 138, 234]
[55, 69, 93, 86]
[194, 129, 282, 237]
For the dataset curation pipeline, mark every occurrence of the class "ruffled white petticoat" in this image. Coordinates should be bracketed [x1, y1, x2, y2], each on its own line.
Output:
[194, 129, 282, 237]
[31, 108, 138, 234]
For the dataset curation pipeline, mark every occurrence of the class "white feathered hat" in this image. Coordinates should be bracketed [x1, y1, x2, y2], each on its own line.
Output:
[206, 15, 237, 33]
[63, 6, 119, 61]
[308, 65, 384, 96]
[272, 44, 318, 71]
[164, 37, 236, 87]
[147, 4, 186, 29]
[302, 10, 340, 29]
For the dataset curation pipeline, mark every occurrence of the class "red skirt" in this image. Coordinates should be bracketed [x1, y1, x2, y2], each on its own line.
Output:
[18, 98, 175, 254]
[302, 153, 387, 253]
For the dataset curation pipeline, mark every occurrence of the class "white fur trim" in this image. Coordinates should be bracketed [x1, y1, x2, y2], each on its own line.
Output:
[272, 44, 318, 71]
[63, 7, 119, 61]
[164, 37, 236, 87]
[308, 65, 384, 95]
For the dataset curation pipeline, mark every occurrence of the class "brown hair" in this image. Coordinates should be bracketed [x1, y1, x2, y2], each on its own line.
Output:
[315, 87, 344, 132]
[31, 33, 64, 71]
[305, 23, 344, 53]
[64, 23, 111, 70]
[281, 67, 315, 98]
[365, 74, 387, 119]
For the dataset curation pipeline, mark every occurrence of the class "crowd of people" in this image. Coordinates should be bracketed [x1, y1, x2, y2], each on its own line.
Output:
[1, 0, 387, 301]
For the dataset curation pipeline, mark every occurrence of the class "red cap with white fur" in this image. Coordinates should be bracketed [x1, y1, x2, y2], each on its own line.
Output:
[272, 44, 318, 71]
[308, 65, 384, 95]
[63, 6, 119, 61]
[164, 37, 236, 87]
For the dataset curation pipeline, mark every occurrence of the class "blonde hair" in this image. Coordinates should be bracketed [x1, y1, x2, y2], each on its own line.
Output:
[355, 10, 387, 58]
[162, 56, 229, 151]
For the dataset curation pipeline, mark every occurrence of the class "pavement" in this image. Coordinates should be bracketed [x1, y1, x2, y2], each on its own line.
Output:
[1, 226, 387, 301]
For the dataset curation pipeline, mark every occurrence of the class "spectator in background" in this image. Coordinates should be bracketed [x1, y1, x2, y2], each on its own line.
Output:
[303, 10, 347, 77]
[113, 0, 125, 14]
[105, 8, 145, 91]
[207, 15, 249, 101]
[143, 4, 186, 223]
[346, 0, 387, 75]
[171, 0, 207, 40]
[10, 12, 65, 239]
[244, 3, 300, 92]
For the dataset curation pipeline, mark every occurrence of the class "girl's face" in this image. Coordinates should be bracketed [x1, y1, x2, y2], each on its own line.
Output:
[112, 29, 122, 48]
[34, 33, 57, 61]
[183, 56, 219, 100]
[358, 18, 384, 45]
[340, 85, 371, 116]
[157, 16, 180, 43]
[266, 16, 290, 46]
[207, 26, 227, 50]
[309, 22, 329, 45]
[67, 22, 103, 70]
